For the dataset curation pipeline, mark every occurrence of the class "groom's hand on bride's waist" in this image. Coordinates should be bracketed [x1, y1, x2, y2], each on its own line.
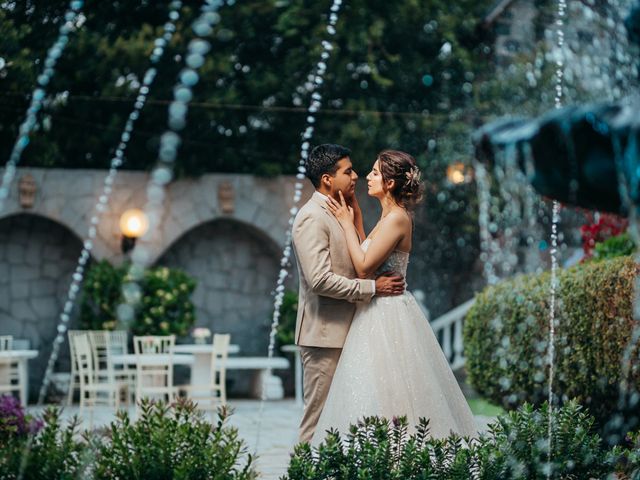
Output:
[374, 272, 405, 296]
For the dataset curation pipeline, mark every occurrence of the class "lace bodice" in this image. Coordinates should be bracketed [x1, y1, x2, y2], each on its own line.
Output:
[361, 239, 410, 277]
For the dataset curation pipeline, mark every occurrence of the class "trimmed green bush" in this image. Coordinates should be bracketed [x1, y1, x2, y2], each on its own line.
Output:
[80, 260, 197, 336]
[93, 398, 257, 480]
[276, 290, 298, 348]
[464, 255, 640, 432]
[283, 401, 627, 479]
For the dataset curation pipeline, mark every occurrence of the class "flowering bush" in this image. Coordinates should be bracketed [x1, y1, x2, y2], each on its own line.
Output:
[580, 212, 628, 259]
[80, 261, 197, 336]
[0, 406, 84, 479]
[0, 395, 42, 441]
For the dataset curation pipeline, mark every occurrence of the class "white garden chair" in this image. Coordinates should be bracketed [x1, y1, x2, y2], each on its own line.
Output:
[0, 335, 23, 404]
[108, 330, 136, 402]
[133, 335, 176, 406]
[178, 333, 230, 408]
[87, 331, 131, 405]
[72, 333, 126, 415]
[0, 336, 13, 351]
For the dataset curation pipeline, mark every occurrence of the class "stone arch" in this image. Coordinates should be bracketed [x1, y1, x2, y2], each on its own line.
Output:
[156, 218, 295, 394]
[156, 218, 286, 340]
[0, 213, 89, 400]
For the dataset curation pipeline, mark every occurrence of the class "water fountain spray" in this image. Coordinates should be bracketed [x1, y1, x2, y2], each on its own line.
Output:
[254, 0, 345, 455]
[17, 2, 188, 477]
[0, 1, 84, 213]
[546, 0, 566, 476]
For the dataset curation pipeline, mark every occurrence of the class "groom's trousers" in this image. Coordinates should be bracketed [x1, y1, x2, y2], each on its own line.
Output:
[298, 346, 342, 444]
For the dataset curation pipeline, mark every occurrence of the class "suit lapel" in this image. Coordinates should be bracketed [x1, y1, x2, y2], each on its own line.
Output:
[310, 192, 342, 229]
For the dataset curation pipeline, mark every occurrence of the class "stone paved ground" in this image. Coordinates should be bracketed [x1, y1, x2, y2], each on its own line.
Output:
[29, 399, 494, 480]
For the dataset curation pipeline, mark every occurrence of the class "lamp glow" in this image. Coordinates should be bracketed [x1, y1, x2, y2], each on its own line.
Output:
[446, 163, 473, 185]
[119, 209, 149, 254]
[120, 209, 149, 238]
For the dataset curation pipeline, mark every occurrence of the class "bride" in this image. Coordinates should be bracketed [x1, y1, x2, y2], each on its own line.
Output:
[313, 149, 477, 444]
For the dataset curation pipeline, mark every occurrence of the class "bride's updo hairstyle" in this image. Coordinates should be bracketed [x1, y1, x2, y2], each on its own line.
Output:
[377, 149, 425, 211]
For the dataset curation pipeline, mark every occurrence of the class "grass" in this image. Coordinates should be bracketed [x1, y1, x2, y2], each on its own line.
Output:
[467, 397, 505, 417]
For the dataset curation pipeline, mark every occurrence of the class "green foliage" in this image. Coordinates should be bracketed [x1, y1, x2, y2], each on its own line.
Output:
[463, 256, 640, 434]
[0, 0, 495, 174]
[80, 260, 128, 331]
[0, 408, 86, 480]
[593, 232, 636, 261]
[283, 401, 622, 479]
[93, 398, 257, 480]
[276, 290, 298, 347]
[80, 260, 197, 336]
[484, 401, 613, 479]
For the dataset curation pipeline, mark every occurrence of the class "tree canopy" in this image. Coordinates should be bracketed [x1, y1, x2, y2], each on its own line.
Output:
[0, 0, 499, 177]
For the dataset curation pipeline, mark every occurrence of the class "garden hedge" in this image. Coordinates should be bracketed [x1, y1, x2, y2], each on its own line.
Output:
[464, 255, 640, 436]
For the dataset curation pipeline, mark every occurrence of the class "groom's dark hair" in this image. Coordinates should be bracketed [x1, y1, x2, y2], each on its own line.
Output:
[305, 144, 351, 188]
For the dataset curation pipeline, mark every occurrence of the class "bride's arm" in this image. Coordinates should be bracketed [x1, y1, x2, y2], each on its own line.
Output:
[327, 193, 408, 278]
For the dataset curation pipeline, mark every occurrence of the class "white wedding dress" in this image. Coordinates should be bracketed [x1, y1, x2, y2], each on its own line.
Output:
[312, 239, 477, 445]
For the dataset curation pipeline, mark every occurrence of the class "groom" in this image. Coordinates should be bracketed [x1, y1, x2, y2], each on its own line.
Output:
[292, 143, 405, 443]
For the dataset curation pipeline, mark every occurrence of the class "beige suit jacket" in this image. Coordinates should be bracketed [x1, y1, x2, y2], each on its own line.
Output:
[292, 192, 375, 348]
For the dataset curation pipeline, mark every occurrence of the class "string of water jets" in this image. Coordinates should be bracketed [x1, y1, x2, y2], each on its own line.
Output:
[253, 0, 345, 455]
[15, 0, 223, 477]
[33, 0, 185, 410]
[0, 0, 84, 213]
[547, 0, 565, 476]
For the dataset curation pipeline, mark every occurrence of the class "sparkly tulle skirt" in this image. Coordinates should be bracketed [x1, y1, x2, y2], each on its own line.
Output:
[312, 292, 478, 445]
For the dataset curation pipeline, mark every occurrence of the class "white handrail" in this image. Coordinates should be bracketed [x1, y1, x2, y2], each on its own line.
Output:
[429, 298, 475, 370]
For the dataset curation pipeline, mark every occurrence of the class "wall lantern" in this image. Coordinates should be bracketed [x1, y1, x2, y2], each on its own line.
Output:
[446, 162, 473, 185]
[18, 174, 37, 208]
[119, 208, 149, 254]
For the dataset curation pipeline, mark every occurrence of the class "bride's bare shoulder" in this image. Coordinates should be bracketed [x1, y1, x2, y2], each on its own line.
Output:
[385, 208, 412, 228]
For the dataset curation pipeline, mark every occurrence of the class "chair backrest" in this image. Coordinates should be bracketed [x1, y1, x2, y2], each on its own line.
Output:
[72, 333, 95, 388]
[67, 330, 88, 373]
[133, 335, 175, 355]
[0, 336, 13, 351]
[133, 335, 175, 396]
[210, 334, 231, 384]
[108, 331, 129, 356]
[88, 331, 118, 383]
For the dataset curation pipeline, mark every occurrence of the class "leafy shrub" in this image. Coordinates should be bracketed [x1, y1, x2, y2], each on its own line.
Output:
[80, 260, 197, 336]
[464, 255, 640, 436]
[93, 398, 257, 480]
[593, 232, 636, 261]
[0, 407, 86, 479]
[0, 395, 42, 441]
[283, 401, 621, 480]
[276, 290, 298, 347]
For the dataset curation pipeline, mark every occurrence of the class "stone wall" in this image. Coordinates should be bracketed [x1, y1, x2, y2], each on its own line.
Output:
[0, 167, 312, 399]
[0, 214, 84, 394]
[157, 219, 291, 394]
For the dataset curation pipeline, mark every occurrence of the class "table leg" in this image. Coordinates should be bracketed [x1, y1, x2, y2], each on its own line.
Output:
[19, 360, 28, 406]
[189, 353, 211, 398]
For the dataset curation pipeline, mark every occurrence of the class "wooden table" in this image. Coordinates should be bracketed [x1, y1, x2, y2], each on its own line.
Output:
[0, 350, 38, 406]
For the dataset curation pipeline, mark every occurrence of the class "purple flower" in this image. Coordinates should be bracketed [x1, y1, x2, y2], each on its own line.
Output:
[0, 394, 42, 438]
